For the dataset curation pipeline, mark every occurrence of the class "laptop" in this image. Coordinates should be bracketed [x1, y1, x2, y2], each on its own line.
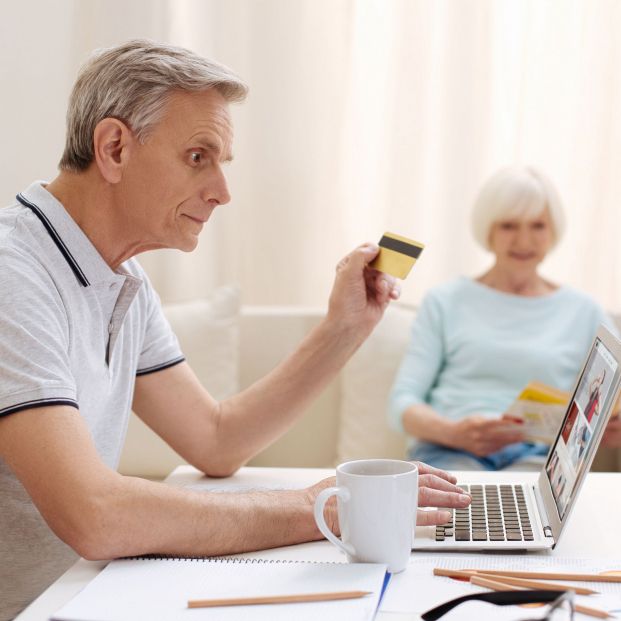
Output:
[413, 324, 621, 551]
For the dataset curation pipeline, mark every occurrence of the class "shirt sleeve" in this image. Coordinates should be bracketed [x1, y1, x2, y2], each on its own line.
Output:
[0, 255, 77, 417]
[135, 271, 185, 376]
[387, 291, 446, 432]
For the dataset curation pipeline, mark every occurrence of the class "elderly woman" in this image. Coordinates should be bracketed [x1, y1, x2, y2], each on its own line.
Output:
[388, 166, 618, 471]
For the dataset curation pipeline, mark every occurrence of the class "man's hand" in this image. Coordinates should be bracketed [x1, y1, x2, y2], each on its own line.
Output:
[413, 461, 471, 525]
[601, 415, 621, 448]
[450, 415, 525, 457]
[304, 462, 471, 536]
[326, 243, 401, 340]
[305, 477, 339, 537]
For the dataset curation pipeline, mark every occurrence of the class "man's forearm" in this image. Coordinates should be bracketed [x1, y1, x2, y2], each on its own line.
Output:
[74, 474, 321, 560]
[207, 317, 363, 474]
[0, 405, 325, 562]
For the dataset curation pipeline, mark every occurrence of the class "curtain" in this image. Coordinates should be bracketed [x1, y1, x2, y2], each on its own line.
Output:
[2, 0, 621, 310]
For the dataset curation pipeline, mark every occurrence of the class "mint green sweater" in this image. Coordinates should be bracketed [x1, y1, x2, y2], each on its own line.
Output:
[388, 277, 615, 446]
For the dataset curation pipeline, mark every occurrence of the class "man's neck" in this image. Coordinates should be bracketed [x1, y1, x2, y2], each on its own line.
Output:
[45, 171, 149, 270]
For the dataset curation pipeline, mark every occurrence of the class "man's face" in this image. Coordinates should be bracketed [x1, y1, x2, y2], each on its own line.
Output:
[119, 89, 233, 252]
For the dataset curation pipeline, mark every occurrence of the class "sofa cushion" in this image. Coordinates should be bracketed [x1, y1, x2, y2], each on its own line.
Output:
[163, 286, 241, 400]
[118, 285, 241, 478]
[337, 304, 413, 463]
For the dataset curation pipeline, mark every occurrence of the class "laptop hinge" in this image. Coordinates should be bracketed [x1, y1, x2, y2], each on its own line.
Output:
[532, 485, 554, 539]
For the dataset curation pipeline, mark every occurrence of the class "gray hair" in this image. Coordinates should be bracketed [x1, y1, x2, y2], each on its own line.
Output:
[471, 166, 566, 251]
[59, 39, 248, 171]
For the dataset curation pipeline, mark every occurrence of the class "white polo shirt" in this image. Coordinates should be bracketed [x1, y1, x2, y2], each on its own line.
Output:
[0, 182, 185, 621]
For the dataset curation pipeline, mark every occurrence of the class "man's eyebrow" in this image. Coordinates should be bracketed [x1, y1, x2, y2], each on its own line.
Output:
[188, 136, 234, 162]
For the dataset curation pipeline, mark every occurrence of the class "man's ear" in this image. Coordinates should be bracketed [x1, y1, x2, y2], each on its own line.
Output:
[92, 118, 135, 184]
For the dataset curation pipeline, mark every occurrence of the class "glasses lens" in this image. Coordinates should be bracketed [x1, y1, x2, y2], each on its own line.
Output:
[521, 592, 574, 621]
[546, 592, 573, 621]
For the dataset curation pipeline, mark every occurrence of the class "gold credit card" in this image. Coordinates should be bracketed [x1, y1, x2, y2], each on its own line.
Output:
[370, 232, 425, 279]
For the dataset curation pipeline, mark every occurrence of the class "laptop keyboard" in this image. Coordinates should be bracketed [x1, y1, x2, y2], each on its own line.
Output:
[435, 484, 534, 542]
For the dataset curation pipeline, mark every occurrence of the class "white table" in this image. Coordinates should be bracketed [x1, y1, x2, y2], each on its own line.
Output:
[16, 467, 621, 620]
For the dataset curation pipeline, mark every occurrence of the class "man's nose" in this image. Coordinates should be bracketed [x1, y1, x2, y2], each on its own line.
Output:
[201, 168, 231, 206]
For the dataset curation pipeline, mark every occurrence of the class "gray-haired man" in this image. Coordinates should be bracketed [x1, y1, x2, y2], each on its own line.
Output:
[0, 40, 470, 620]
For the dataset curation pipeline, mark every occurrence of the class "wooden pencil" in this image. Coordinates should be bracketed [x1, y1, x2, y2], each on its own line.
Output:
[434, 567, 621, 584]
[470, 575, 612, 619]
[474, 568, 620, 583]
[433, 567, 597, 595]
[468, 572, 596, 595]
[187, 590, 372, 608]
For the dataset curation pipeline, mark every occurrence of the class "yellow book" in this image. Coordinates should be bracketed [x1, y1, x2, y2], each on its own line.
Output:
[506, 381, 570, 444]
[516, 381, 569, 404]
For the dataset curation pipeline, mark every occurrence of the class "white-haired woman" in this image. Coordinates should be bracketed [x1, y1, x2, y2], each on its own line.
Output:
[388, 166, 619, 471]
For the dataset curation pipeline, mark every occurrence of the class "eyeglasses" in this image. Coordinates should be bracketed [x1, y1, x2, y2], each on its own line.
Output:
[421, 589, 574, 621]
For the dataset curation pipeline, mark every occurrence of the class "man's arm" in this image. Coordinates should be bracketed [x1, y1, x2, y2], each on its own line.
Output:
[0, 405, 326, 560]
[133, 244, 400, 476]
[0, 406, 469, 560]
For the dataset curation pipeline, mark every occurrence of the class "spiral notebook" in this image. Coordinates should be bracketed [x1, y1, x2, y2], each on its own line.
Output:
[51, 556, 387, 621]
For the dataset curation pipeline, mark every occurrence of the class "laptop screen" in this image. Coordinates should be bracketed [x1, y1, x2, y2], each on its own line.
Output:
[545, 336, 619, 519]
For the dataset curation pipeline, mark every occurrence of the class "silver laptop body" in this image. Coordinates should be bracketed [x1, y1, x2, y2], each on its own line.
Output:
[413, 325, 621, 551]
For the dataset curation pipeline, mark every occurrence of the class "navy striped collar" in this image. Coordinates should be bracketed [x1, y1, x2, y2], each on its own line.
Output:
[16, 193, 90, 287]
[15, 182, 130, 289]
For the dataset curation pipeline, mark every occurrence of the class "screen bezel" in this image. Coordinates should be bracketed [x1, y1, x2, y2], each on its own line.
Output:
[538, 324, 621, 546]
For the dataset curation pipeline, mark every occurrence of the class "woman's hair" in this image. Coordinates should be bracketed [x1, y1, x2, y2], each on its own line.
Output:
[471, 166, 566, 251]
[59, 39, 248, 172]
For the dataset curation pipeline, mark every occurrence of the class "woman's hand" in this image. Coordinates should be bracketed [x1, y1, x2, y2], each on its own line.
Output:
[449, 415, 525, 457]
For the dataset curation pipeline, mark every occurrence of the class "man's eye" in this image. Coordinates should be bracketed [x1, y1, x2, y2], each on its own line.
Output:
[190, 152, 202, 164]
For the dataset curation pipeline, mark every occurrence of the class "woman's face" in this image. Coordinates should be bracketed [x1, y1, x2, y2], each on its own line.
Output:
[488, 208, 555, 274]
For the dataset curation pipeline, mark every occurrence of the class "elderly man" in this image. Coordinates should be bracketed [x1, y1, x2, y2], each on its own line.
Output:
[0, 40, 470, 620]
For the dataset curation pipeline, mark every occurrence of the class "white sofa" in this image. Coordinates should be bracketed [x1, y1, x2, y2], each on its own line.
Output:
[119, 296, 621, 478]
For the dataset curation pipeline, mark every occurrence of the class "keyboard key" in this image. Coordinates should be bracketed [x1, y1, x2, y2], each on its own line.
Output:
[450, 483, 536, 546]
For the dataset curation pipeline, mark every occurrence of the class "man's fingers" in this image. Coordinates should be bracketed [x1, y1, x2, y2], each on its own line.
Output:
[419, 473, 465, 494]
[355, 243, 380, 267]
[336, 243, 379, 276]
[365, 269, 398, 300]
[417, 508, 453, 526]
[412, 461, 457, 484]
[419, 486, 471, 508]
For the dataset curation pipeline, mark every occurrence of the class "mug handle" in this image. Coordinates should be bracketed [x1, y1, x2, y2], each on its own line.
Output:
[313, 486, 355, 556]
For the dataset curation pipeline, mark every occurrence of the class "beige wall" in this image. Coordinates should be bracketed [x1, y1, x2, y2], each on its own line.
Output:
[3, 1, 621, 313]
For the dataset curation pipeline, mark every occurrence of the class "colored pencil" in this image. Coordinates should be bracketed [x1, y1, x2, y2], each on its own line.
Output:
[469, 575, 611, 619]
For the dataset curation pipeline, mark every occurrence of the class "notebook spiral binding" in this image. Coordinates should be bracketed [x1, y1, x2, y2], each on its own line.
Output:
[127, 554, 337, 564]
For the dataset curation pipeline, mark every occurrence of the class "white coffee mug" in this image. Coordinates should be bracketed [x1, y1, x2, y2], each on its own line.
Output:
[314, 459, 418, 573]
